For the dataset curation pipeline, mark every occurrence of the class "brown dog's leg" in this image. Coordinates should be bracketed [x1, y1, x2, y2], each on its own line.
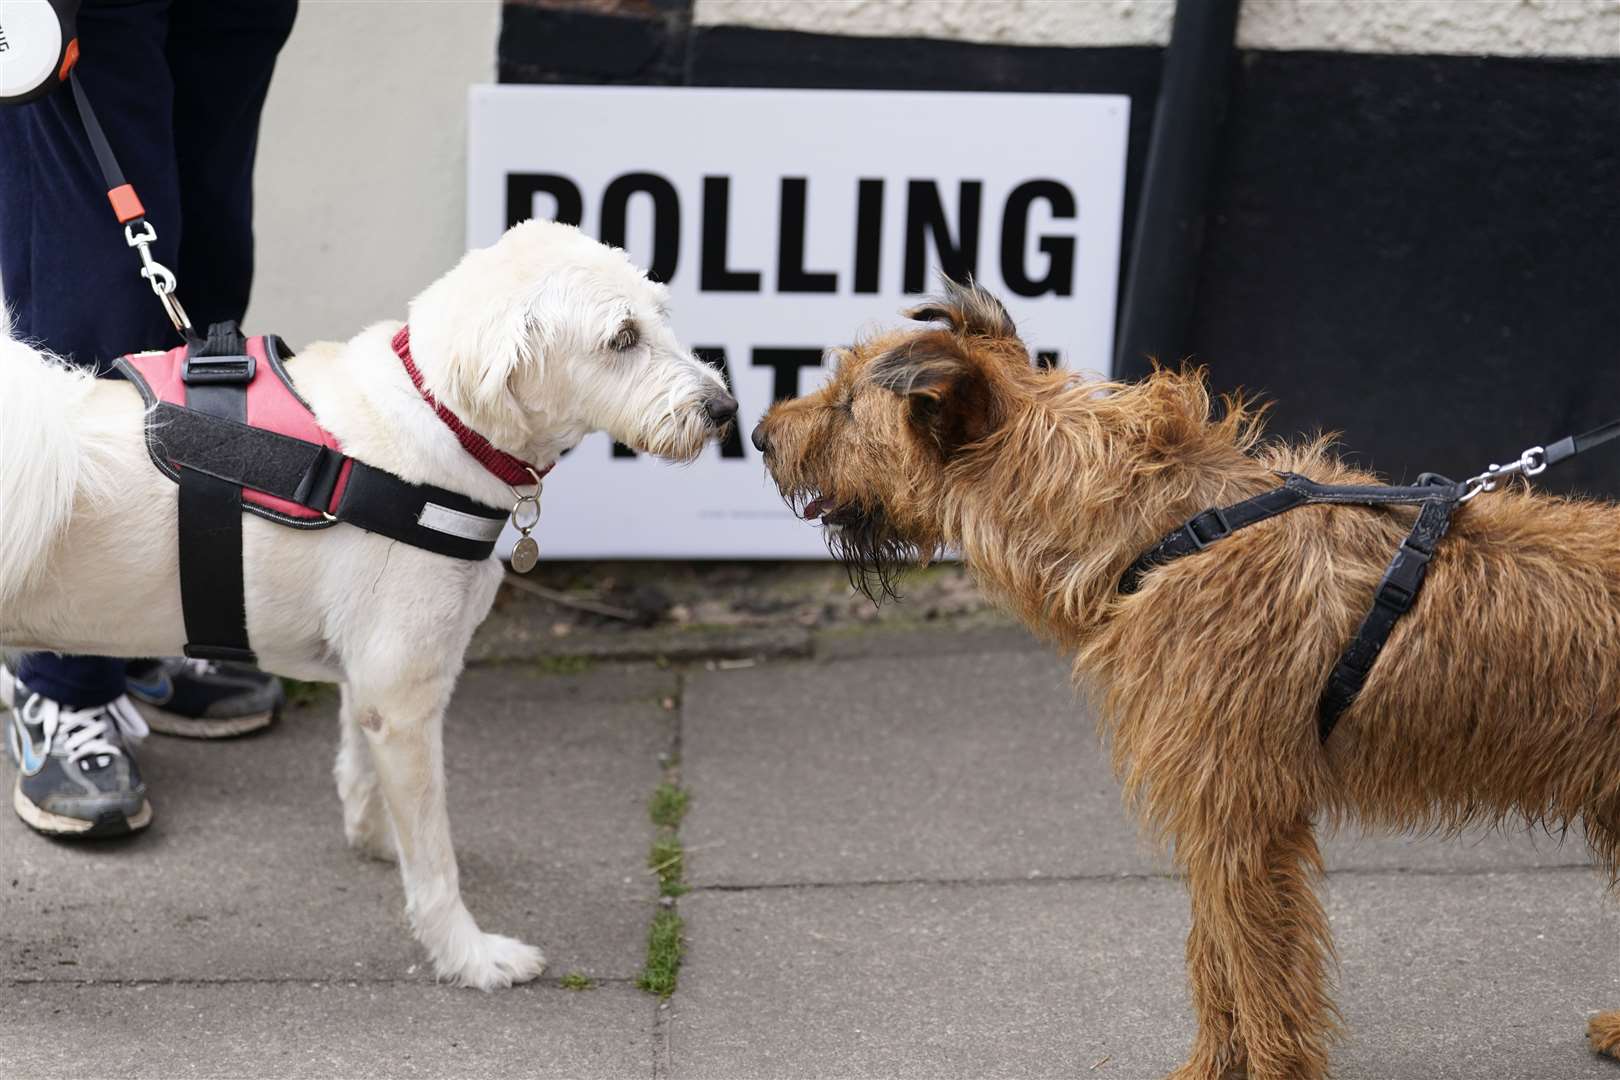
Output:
[1591, 1012, 1620, 1058]
[1172, 817, 1336, 1080]
[1167, 915, 1244, 1080]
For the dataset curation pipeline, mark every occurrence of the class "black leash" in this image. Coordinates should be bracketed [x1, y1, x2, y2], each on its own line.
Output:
[1459, 418, 1620, 501]
[1120, 419, 1620, 744]
[67, 70, 192, 339]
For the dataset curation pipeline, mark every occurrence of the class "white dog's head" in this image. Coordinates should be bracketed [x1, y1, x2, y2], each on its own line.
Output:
[407, 219, 735, 465]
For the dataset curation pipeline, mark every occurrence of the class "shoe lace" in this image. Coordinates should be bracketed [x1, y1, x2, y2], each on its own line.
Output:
[21, 694, 150, 767]
[182, 658, 220, 678]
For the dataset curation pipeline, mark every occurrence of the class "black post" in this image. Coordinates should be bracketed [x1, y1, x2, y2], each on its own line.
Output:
[1113, 0, 1241, 379]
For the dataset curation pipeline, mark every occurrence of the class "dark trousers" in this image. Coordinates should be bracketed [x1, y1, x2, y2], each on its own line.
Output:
[0, 0, 296, 708]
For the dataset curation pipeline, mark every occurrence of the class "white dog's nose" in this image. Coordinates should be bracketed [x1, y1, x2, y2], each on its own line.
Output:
[704, 393, 738, 428]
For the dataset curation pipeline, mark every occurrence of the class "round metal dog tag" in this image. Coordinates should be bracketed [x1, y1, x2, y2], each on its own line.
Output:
[511, 535, 540, 574]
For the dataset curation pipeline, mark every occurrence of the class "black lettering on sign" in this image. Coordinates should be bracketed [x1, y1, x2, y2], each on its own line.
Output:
[753, 348, 824, 403]
[696, 347, 746, 458]
[507, 174, 583, 230]
[600, 172, 680, 284]
[853, 179, 883, 294]
[1002, 180, 1077, 298]
[777, 179, 837, 293]
[904, 180, 981, 293]
[701, 177, 761, 292]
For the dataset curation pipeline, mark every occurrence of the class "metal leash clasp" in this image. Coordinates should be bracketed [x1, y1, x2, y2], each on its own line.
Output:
[1460, 444, 1547, 502]
[124, 220, 193, 336]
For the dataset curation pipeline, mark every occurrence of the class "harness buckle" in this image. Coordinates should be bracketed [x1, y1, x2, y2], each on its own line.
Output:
[1373, 541, 1432, 614]
[1184, 507, 1232, 550]
[182, 354, 256, 385]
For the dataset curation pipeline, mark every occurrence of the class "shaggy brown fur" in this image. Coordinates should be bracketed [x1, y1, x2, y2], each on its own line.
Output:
[753, 280, 1620, 1080]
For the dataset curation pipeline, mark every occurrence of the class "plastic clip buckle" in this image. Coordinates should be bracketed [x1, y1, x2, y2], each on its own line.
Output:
[182, 354, 256, 385]
[1374, 542, 1431, 614]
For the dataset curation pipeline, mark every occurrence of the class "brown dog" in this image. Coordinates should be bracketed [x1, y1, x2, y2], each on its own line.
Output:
[751, 280, 1620, 1079]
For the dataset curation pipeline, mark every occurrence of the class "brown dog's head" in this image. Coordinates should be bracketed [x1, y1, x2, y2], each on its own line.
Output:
[752, 279, 1031, 600]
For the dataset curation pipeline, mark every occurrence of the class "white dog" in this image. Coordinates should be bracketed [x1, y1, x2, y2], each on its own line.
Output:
[0, 219, 735, 989]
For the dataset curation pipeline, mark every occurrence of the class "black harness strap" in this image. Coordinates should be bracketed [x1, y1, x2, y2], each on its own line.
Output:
[177, 322, 256, 663]
[1317, 496, 1456, 740]
[1120, 478, 1312, 596]
[1119, 474, 1462, 596]
[146, 403, 510, 562]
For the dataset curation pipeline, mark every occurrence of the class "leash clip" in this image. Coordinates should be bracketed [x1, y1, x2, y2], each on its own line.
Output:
[1460, 445, 1547, 502]
[124, 220, 193, 336]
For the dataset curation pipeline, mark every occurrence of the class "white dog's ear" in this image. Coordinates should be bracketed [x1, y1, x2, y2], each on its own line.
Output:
[440, 296, 547, 420]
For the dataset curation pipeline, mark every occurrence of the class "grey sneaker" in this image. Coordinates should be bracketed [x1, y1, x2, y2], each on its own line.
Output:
[124, 658, 283, 739]
[1, 665, 153, 838]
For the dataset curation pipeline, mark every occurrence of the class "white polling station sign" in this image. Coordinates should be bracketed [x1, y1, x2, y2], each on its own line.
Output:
[467, 85, 1129, 558]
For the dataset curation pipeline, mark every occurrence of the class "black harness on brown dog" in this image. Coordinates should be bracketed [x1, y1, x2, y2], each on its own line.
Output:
[1119, 418, 1620, 744]
[1119, 473, 1462, 743]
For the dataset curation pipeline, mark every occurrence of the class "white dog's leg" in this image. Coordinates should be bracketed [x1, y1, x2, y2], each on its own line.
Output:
[355, 675, 545, 990]
[334, 686, 396, 862]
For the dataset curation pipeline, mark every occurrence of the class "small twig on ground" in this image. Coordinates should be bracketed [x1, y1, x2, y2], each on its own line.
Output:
[1089, 1055, 1111, 1070]
[503, 572, 639, 620]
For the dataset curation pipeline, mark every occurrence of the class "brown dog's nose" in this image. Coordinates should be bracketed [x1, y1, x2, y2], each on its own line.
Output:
[751, 421, 770, 454]
[704, 393, 738, 428]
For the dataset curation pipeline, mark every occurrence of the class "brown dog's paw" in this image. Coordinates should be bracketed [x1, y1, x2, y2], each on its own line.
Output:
[1164, 1063, 1247, 1080]
[1590, 1011, 1620, 1058]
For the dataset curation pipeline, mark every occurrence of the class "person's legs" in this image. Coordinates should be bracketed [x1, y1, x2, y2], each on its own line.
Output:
[166, 0, 298, 326]
[0, 0, 181, 837]
[116, 0, 298, 740]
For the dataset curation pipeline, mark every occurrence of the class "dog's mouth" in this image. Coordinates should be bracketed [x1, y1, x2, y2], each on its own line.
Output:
[800, 495, 862, 527]
[788, 492, 913, 603]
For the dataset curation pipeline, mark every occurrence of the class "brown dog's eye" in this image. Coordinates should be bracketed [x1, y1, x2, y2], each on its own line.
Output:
[610, 322, 640, 351]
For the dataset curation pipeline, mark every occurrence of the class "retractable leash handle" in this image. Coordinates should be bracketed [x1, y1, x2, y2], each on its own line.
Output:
[0, 0, 80, 105]
[1, 1, 191, 340]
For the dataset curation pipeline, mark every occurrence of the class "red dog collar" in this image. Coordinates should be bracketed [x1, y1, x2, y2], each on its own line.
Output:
[391, 325, 550, 488]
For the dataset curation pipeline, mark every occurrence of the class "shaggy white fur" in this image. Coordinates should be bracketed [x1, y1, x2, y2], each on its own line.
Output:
[0, 220, 733, 989]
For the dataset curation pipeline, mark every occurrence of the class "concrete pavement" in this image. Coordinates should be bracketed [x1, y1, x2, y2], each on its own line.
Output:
[3, 627, 1616, 1078]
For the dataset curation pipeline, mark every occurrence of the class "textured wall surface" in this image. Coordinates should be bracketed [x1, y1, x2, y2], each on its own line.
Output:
[694, 0, 1620, 57]
[695, 0, 1177, 46]
[245, 1, 501, 348]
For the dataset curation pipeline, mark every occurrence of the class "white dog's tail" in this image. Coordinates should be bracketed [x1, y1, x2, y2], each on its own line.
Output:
[0, 325, 103, 606]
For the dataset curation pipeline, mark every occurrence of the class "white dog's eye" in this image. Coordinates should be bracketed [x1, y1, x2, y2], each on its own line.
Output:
[610, 321, 640, 352]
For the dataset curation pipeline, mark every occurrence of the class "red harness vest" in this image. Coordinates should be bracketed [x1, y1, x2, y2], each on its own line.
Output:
[115, 324, 519, 663]
[121, 333, 352, 527]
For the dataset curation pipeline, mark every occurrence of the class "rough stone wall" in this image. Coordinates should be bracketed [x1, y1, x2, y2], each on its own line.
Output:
[693, 0, 1620, 57]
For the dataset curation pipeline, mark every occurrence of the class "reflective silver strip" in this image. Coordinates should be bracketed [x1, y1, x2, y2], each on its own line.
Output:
[417, 502, 506, 542]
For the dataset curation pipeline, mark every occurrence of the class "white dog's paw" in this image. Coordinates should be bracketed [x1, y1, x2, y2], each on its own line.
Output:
[438, 932, 547, 991]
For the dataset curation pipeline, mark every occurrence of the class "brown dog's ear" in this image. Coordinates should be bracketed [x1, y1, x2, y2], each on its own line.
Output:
[869, 331, 1001, 456]
[902, 278, 1017, 340]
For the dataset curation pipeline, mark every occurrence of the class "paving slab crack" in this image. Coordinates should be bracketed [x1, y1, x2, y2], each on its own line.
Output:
[2, 975, 638, 988]
[692, 861, 1599, 893]
[647, 667, 687, 1080]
